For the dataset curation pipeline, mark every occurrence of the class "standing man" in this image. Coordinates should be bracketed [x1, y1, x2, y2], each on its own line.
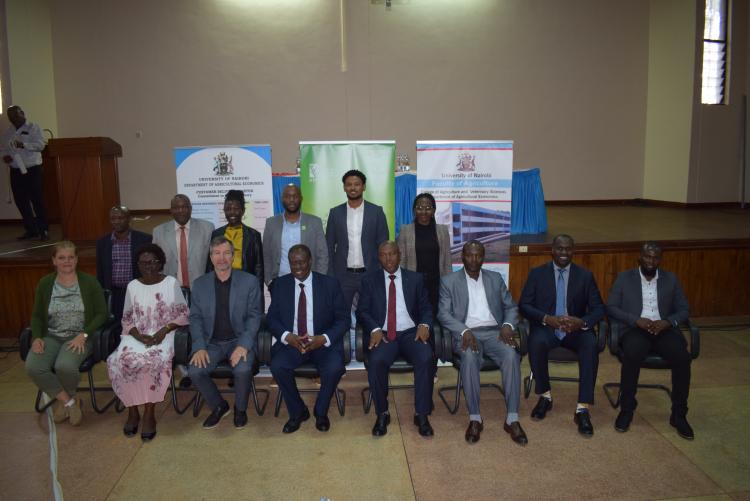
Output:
[437, 240, 527, 446]
[325, 169, 389, 310]
[267, 244, 349, 434]
[519, 234, 605, 437]
[357, 241, 434, 437]
[188, 237, 262, 429]
[95, 205, 152, 320]
[1, 106, 49, 240]
[263, 184, 327, 286]
[607, 242, 694, 440]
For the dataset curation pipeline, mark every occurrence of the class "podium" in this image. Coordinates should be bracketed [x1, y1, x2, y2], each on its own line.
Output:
[46, 137, 122, 241]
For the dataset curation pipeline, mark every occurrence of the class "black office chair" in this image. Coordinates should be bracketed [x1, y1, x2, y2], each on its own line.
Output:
[260, 330, 350, 417]
[354, 323, 442, 413]
[523, 319, 609, 398]
[437, 323, 528, 414]
[602, 321, 700, 408]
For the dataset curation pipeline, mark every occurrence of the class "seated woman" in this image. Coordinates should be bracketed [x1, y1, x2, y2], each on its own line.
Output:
[25, 240, 108, 426]
[107, 243, 189, 441]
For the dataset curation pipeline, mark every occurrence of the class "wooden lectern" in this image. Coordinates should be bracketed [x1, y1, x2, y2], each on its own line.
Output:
[45, 137, 122, 241]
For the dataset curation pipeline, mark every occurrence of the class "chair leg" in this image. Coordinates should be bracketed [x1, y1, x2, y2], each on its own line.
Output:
[34, 390, 55, 413]
[87, 370, 118, 414]
[250, 380, 269, 416]
[361, 387, 373, 414]
[335, 387, 346, 416]
[274, 389, 284, 417]
[438, 371, 462, 414]
[192, 393, 204, 417]
[524, 371, 534, 399]
[170, 374, 198, 415]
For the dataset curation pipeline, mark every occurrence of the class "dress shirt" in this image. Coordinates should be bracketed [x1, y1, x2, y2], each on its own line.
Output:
[278, 216, 301, 276]
[346, 203, 365, 268]
[280, 274, 331, 347]
[639, 269, 660, 321]
[376, 268, 416, 333]
[174, 220, 191, 282]
[110, 232, 132, 287]
[462, 269, 513, 336]
[0, 121, 45, 169]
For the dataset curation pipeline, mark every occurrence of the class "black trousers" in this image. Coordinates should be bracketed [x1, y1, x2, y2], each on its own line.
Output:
[10, 164, 48, 233]
[619, 327, 691, 415]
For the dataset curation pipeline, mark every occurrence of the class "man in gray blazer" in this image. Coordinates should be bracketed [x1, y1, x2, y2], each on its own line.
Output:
[152, 194, 215, 289]
[437, 240, 527, 446]
[607, 241, 693, 439]
[263, 184, 328, 286]
[188, 236, 262, 429]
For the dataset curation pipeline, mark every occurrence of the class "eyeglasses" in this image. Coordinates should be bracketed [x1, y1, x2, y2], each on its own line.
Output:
[138, 259, 161, 266]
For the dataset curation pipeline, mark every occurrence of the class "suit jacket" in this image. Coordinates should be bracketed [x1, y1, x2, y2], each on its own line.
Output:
[606, 268, 690, 328]
[207, 224, 264, 280]
[397, 223, 452, 277]
[437, 268, 519, 340]
[188, 270, 262, 355]
[152, 217, 215, 288]
[357, 268, 433, 341]
[519, 261, 605, 335]
[262, 212, 328, 285]
[325, 200, 389, 277]
[266, 272, 350, 354]
[95, 230, 152, 289]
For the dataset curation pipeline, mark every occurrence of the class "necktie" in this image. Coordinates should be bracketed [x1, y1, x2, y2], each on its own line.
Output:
[554, 268, 566, 340]
[179, 226, 189, 287]
[387, 275, 397, 341]
[297, 283, 308, 337]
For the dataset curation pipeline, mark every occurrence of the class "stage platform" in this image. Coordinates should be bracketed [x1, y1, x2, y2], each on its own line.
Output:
[1, 205, 749, 338]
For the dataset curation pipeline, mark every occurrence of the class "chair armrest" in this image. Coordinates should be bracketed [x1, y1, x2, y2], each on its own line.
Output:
[685, 320, 700, 359]
[437, 323, 453, 363]
[19, 327, 32, 361]
[258, 328, 273, 365]
[354, 325, 365, 362]
[94, 319, 122, 362]
[608, 320, 623, 356]
[432, 323, 443, 360]
[172, 327, 192, 366]
[342, 331, 352, 365]
[596, 320, 608, 353]
[517, 319, 528, 356]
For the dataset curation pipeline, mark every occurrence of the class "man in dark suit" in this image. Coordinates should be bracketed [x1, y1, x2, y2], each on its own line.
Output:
[325, 169, 389, 310]
[607, 241, 693, 439]
[267, 244, 350, 434]
[358, 241, 434, 437]
[519, 234, 605, 437]
[95, 205, 152, 320]
[188, 236, 262, 429]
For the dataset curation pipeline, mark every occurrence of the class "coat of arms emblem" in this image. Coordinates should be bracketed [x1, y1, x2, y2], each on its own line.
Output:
[213, 152, 234, 176]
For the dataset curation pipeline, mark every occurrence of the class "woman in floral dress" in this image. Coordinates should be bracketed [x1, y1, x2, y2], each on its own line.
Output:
[107, 243, 189, 441]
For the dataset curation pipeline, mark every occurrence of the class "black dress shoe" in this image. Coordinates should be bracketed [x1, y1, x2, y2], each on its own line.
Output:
[17, 231, 38, 240]
[39, 230, 49, 241]
[531, 397, 553, 420]
[234, 407, 248, 429]
[372, 413, 390, 437]
[503, 421, 528, 446]
[123, 424, 138, 437]
[465, 420, 483, 444]
[282, 408, 311, 434]
[574, 409, 594, 437]
[315, 414, 330, 432]
[615, 410, 633, 432]
[202, 400, 230, 429]
[179, 377, 193, 389]
[413, 414, 434, 437]
[141, 430, 157, 442]
[670, 414, 695, 440]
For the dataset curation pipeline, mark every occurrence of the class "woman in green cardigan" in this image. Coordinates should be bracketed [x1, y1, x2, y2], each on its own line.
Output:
[25, 240, 108, 425]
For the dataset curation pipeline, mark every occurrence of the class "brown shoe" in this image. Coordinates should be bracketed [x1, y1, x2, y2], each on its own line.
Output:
[52, 400, 68, 423]
[465, 420, 483, 444]
[503, 421, 528, 446]
[68, 399, 83, 426]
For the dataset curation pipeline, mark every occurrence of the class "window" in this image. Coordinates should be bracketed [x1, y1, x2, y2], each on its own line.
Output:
[702, 0, 729, 105]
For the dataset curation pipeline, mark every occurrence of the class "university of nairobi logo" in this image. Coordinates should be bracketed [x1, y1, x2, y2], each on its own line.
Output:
[213, 152, 234, 176]
[456, 152, 476, 172]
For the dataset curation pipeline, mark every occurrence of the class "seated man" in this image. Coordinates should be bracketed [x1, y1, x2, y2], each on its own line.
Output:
[437, 240, 527, 446]
[267, 244, 349, 434]
[607, 241, 694, 440]
[188, 236, 262, 429]
[358, 241, 434, 437]
[519, 234, 605, 437]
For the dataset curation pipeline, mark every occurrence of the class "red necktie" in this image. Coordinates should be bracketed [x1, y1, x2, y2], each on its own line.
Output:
[297, 283, 308, 337]
[387, 275, 397, 341]
[179, 226, 189, 287]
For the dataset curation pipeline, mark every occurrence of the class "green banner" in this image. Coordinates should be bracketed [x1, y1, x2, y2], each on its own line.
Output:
[299, 141, 396, 239]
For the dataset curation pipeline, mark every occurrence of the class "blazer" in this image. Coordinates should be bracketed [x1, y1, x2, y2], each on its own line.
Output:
[606, 268, 690, 328]
[437, 268, 519, 340]
[397, 223, 452, 277]
[152, 217, 215, 288]
[262, 212, 328, 285]
[266, 272, 350, 354]
[325, 200, 389, 277]
[188, 270, 262, 355]
[357, 268, 433, 339]
[208, 224, 264, 281]
[519, 261, 605, 335]
[95, 230, 152, 289]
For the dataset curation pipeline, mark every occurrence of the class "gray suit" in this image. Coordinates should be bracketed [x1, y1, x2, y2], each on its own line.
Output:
[437, 268, 521, 421]
[153, 218, 215, 288]
[262, 212, 328, 285]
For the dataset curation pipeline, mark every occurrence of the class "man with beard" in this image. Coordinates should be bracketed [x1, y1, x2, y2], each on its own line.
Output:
[263, 184, 327, 287]
[607, 242, 694, 440]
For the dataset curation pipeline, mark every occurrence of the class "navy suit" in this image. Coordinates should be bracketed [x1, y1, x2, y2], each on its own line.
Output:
[357, 268, 434, 416]
[519, 262, 605, 404]
[95, 230, 152, 320]
[267, 272, 349, 418]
